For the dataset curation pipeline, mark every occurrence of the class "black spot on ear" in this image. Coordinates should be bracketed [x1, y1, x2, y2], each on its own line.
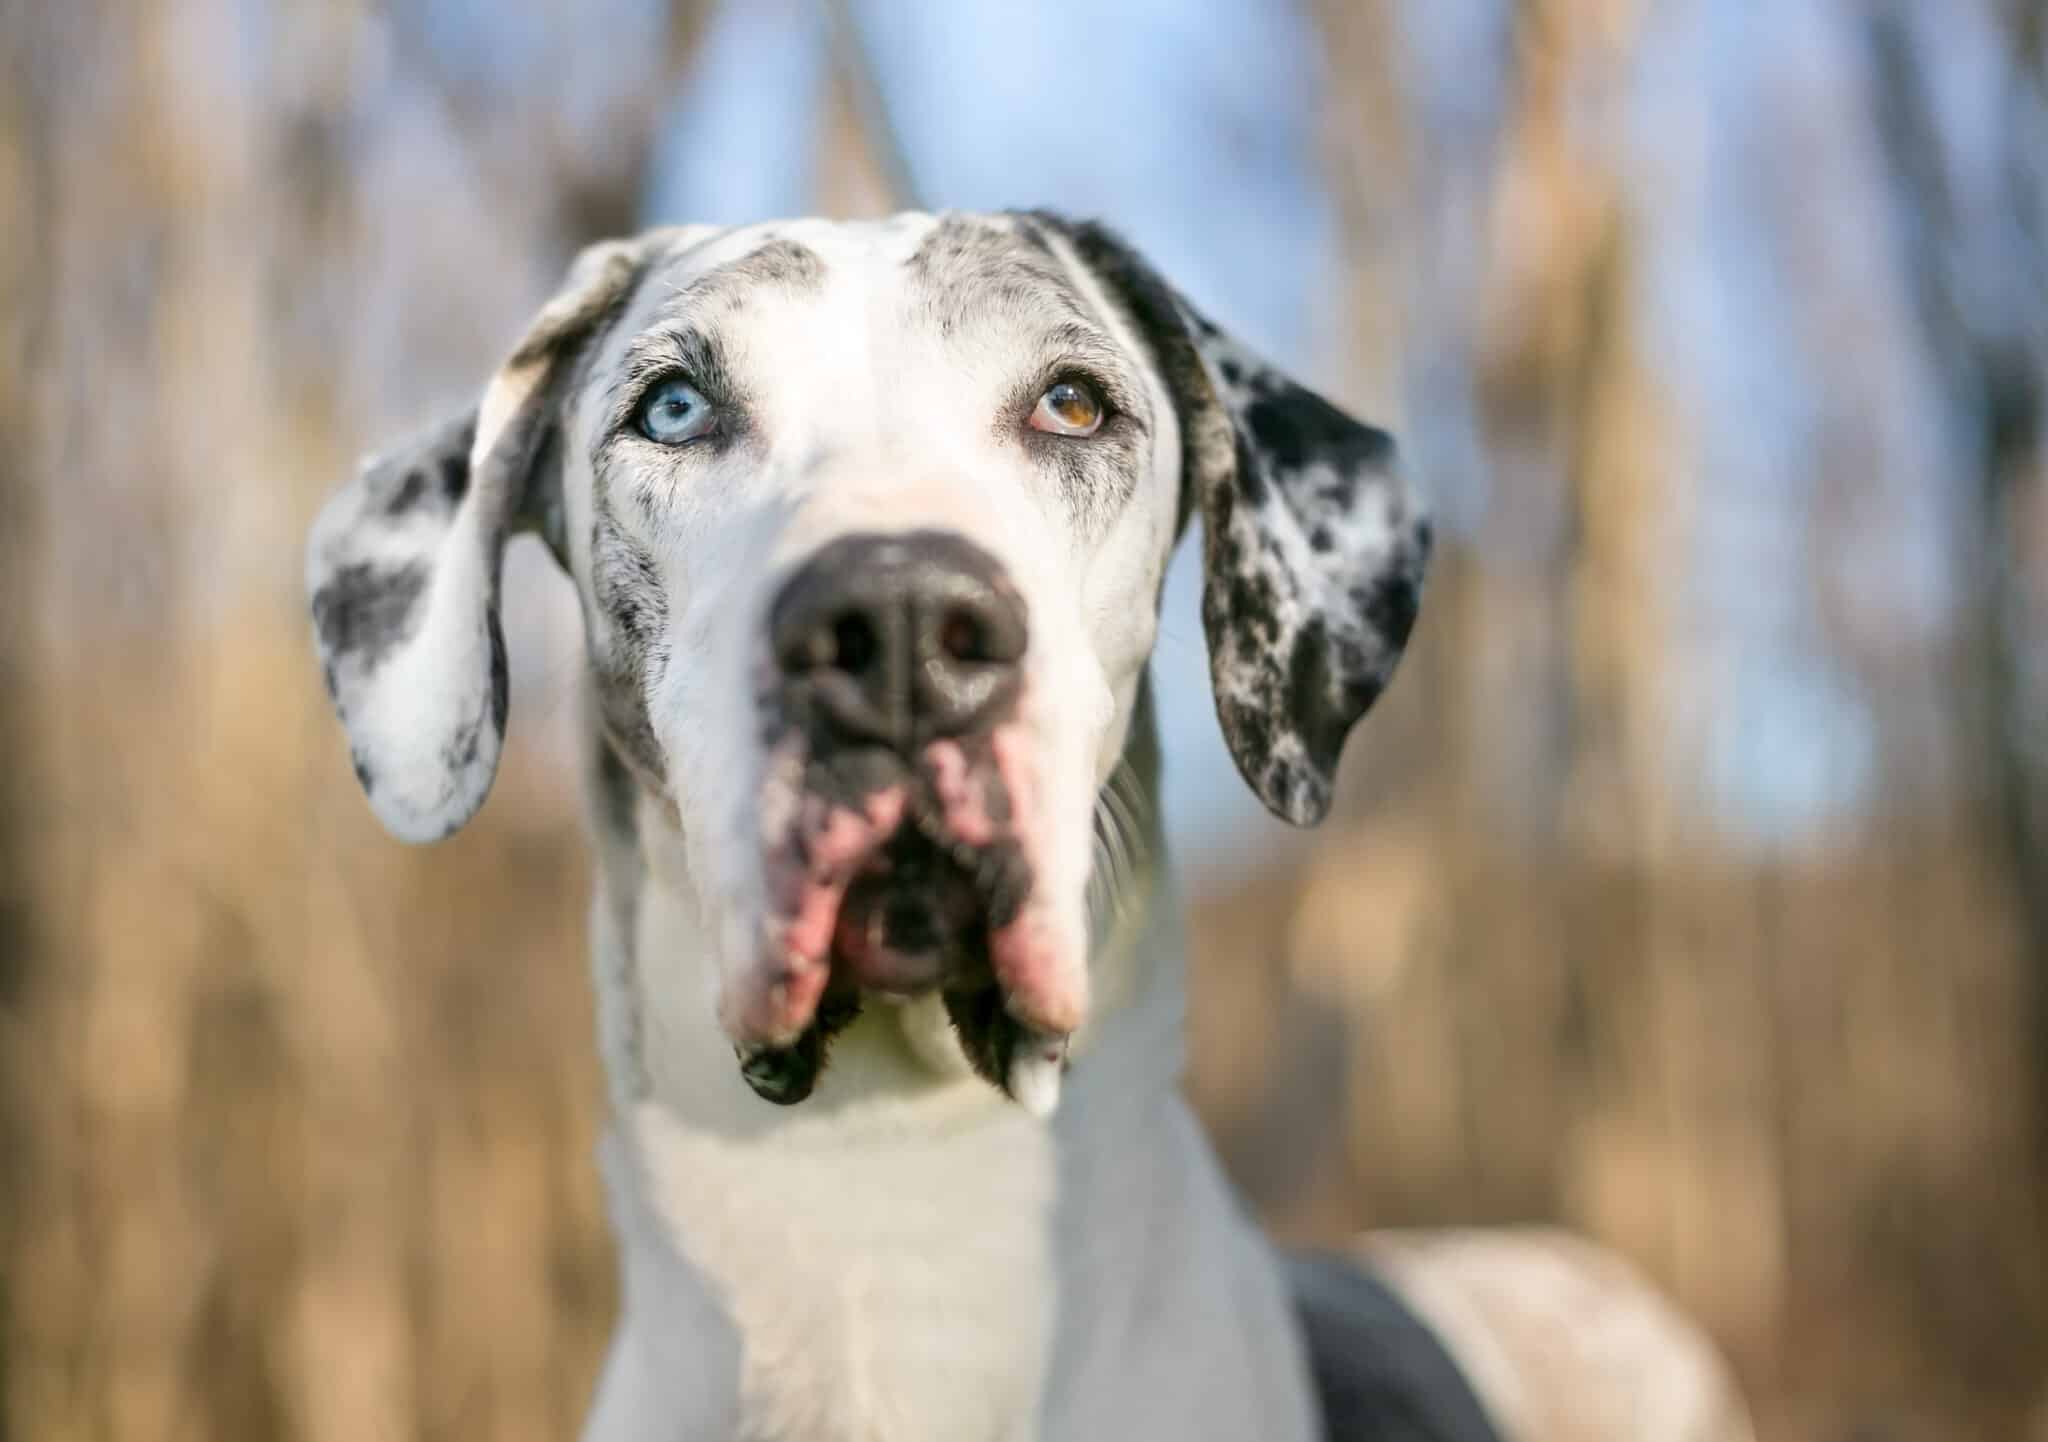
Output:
[387, 468, 428, 514]
[1232, 430, 1270, 508]
[1288, 616, 1346, 768]
[438, 451, 468, 504]
[1311, 524, 1335, 553]
[487, 617, 510, 735]
[1209, 477, 1237, 534]
[350, 750, 376, 793]
[311, 561, 429, 673]
[1246, 395, 1310, 471]
[1343, 672, 1386, 719]
[443, 712, 484, 774]
[1245, 385, 1395, 479]
[1218, 357, 1243, 386]
[1220, 565, 1280, 648]
[1358, 572, 1420, 652]
[1221, 696, 1275, 780]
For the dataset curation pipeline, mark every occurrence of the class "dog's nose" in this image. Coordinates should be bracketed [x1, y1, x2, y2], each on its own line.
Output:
[770, 531, 1028, 750]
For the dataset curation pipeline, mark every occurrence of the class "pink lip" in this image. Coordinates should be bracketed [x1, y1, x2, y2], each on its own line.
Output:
[736, 724, 1086, 1053]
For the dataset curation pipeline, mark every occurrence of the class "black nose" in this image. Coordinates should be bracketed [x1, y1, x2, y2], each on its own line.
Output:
[770, 531, 1029, 750]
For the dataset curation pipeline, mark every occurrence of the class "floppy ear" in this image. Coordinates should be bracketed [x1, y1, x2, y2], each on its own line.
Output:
[1040, 216, 1432, 826]
[306, 233, 676, 842]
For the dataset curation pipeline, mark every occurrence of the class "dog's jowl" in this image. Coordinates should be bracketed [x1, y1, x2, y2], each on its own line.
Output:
[307, 213, 1750, 1442]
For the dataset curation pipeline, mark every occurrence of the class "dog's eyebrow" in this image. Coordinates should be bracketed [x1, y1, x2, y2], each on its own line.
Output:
[602, 325, 741, 433]
[597, 239, 826, 429]
[657, 237, 826, 319]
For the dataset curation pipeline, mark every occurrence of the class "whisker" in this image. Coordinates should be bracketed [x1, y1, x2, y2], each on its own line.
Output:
[1086, 756, 1155, 938]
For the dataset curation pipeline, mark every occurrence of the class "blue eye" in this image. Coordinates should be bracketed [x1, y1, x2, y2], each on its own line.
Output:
[635, 377, 714, 445]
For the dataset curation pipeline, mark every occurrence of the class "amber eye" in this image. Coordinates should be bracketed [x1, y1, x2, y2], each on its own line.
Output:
[1029, 378, 1105, 437]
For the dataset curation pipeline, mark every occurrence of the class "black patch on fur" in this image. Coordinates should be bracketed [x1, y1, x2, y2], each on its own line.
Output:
[438, 447, 469, 504]
[311, 560, 429, 673]
[387, 467, 428, 514]
[1285, 1251, 1507, 1442]
[1245, 385, 1393, 477]
[1230, 428, 1270, 510]
[943, 985, 1020, 1093]
[1220, 696, 1274, 782]
[487, 616, 510, 735]
[1359, 571, 1420, 654]
[910, 213, 1095, 340]
[737, 989, 861, 1106]
[1287, 616, 1343, 770]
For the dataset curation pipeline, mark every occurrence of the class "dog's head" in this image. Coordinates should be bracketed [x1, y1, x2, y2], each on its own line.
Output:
[308, 213, 1429, 1111]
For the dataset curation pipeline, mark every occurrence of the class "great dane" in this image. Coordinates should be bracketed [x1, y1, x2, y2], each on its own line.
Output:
[307, 213, 1750, 1442]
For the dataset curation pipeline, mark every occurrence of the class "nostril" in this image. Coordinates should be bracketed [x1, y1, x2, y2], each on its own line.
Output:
[938, 607, 988, 664]
[831, 612, 880, 673]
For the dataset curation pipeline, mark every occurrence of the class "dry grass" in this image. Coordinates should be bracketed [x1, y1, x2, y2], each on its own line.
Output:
[5, 2, 2048, 1439]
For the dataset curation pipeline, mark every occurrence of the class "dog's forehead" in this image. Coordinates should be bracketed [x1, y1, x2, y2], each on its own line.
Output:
[616, 212, 1103, 349]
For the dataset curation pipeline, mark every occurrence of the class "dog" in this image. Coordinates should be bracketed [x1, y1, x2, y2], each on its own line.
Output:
[307, 213, 1751, 1442]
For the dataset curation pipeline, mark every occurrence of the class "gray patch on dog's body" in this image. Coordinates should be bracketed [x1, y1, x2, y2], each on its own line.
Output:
[904, 214, 1094, 337]
[719, 236, 826, 293]
[586, 522, 671, 787]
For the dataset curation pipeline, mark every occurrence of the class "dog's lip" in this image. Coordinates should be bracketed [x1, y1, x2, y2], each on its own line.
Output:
[741, 725, 1084, 1112]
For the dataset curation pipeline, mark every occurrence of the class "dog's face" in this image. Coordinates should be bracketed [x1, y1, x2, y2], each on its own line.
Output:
[308, 213, 1429, 1111]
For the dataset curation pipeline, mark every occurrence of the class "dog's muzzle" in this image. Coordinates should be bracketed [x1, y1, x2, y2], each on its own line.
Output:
[738, 531, 1073, 1112]
[772, 532, 1027, 1000]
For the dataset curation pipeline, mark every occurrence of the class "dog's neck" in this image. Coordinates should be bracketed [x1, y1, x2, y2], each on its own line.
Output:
[574, 685, 1319, 1442]
[581, 683, 1184, 1424]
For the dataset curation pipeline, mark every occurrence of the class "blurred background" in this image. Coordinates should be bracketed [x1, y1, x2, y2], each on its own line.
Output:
[3, 1, 2047, 1438]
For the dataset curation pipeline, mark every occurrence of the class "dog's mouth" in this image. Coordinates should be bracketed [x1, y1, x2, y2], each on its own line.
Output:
[736, 729, 1080, 1113]
[831, 826, 1001, 996]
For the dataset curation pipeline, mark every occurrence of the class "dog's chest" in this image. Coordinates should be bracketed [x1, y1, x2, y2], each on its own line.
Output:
[626, 1094, 1057, 1442]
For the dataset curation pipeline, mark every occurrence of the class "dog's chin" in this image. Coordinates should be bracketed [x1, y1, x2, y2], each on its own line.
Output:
[731, 726, 1081, 1115]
